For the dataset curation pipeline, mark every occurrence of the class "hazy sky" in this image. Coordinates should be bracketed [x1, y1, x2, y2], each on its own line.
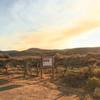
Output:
[0, 0, 100, 50]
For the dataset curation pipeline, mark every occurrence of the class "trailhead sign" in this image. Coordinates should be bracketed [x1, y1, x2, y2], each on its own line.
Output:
[40, 56, 55, 79]
[42, 56, 53, 67]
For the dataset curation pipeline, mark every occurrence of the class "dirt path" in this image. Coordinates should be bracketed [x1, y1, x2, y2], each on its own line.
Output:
[0, 74, 82, 100]
[0, 83, 79, 100]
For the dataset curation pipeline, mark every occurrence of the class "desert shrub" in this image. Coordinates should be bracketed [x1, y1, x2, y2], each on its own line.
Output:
[86, 77, 100, 93]
[93, 68, 100, 78]
[54, 55, 97, 70]
[62, 72, 87, 88]
[0, 54, 10, 59]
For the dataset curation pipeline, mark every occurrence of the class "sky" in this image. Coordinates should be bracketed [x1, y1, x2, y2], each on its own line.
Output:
[0, 0, 100, 50]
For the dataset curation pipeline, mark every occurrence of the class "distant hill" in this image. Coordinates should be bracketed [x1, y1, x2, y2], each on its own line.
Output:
[0, 47, 57, 57]
[0, 47, 100, 57]
[61, 47, 100, 55]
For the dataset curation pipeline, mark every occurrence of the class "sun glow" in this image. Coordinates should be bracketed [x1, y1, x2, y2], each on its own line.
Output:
[0, 0, 100, 50]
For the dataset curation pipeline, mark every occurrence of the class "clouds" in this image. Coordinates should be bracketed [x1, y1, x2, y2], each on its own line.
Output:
[54, 19, 100, 42]
[12, 19, 100, 50]
[1, 0, 100, 33]
[0, 0, 100, 50]
[70, 27, 100, 48]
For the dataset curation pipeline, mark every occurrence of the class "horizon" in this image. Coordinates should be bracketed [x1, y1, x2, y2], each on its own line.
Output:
[0, 46, 100, 52]
[0, 0, 100, 50]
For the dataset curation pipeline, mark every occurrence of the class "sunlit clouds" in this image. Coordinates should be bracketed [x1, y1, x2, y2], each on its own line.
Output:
[0, 0, 100, 50]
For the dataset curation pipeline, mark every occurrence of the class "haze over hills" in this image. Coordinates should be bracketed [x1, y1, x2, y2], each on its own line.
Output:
[0, 47, 100, 57]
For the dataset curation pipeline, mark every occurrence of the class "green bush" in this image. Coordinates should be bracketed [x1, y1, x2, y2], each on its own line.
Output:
[86, 77, 100, 93]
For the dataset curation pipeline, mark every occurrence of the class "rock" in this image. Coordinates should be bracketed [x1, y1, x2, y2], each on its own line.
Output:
[94, 88, 100, 97]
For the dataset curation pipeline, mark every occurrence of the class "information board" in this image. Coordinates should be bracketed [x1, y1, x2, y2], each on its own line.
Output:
[42, 56, 53, 67]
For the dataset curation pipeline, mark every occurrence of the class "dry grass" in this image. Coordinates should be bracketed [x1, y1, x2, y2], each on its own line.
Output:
[0, 66, 100, 100]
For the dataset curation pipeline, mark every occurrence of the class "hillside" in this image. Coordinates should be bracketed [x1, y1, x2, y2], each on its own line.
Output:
[0, 47, 100, 57]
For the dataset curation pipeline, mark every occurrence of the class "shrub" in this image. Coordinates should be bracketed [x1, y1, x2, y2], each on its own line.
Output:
[86, 77, 100, 93]
[93, 68, 100, 78]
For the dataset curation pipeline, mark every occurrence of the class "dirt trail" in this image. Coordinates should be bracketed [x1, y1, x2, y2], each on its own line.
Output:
[0, 74, 81, 100]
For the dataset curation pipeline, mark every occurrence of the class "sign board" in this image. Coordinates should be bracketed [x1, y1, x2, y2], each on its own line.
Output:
[42, 56, 53, 67]
[40, 56, 55, 79]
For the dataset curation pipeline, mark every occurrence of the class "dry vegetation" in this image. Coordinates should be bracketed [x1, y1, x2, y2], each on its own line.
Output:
[0, 47, 100, 100]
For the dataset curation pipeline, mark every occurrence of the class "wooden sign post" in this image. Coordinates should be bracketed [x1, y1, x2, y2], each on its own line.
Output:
[41, 56, 55, 79]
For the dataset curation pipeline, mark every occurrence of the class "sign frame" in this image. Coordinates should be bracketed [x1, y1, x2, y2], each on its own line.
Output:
[41, 56, 54, 68]
[40, 55, 55, 79]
